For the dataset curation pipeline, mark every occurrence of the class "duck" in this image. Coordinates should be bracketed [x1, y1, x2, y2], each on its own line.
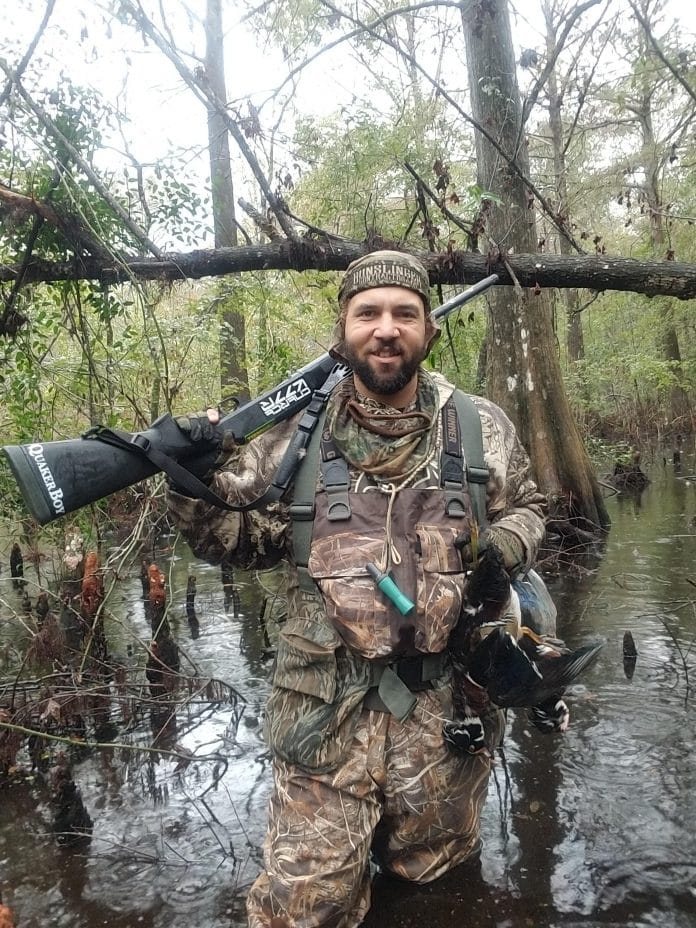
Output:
[467, 625, 604, 709]
[444, 623, 603, 753]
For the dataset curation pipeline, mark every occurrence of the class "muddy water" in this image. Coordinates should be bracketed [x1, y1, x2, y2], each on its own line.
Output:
[1, 461, 695, 927]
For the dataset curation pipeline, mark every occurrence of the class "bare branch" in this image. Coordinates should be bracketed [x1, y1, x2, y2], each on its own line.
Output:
[403, 161, 474, 242]
[237, 198, 281, 240]
[519, 0, 606, 134]
[317, 0, 586, 254]
[628, 0, 696, 106]
[269, 1, 464, 101]
[0, 0, 57, 108]
[0, 62, 164, 260]
[118, 0, 298, 242]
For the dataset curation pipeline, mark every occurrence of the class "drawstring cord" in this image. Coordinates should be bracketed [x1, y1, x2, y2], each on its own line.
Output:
[368, 442, 438, 572]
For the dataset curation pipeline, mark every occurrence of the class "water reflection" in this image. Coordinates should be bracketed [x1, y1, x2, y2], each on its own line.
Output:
[1, 465, 695, 927]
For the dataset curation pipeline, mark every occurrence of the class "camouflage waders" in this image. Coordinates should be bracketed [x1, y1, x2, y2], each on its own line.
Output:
[247, 692, 503, 928]
[167, 370, 546, 928]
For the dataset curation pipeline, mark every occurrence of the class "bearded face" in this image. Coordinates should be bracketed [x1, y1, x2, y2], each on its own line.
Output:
[338, 286, 429, 405]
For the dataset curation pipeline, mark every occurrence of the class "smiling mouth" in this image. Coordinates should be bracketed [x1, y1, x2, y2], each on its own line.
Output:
[371, 346, 402, 359]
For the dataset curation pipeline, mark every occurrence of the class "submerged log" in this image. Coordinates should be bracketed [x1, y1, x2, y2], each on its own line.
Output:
[608, 451, 650, 491]
[623, 630, 638, 680]
[50, 755, 93, 846]
[145, 636, 180, 699]
[186, 574, 197, 618]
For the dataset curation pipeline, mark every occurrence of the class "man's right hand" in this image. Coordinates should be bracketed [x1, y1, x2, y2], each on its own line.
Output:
[175, 407, 222, 444]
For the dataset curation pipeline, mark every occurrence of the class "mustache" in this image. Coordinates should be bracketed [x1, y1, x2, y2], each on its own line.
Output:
[369, 339, 403, 353]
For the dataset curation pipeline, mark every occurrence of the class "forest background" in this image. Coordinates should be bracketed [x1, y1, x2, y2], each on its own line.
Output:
[2, 0, 696, 548]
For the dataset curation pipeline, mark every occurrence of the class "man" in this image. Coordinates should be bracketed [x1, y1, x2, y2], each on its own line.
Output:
[167, 251, 547, 928]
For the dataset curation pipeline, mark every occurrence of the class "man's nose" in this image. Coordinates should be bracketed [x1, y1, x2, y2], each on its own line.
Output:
[374, 312, 399, 338]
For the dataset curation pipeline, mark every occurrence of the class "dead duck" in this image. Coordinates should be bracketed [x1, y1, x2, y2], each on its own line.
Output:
[444, 626, 603, 752]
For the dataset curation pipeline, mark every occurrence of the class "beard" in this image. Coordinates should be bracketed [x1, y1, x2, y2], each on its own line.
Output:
[339, 340, 425, 397]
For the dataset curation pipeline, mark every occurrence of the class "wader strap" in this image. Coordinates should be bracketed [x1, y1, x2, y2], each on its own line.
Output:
[290, 409, 326, 584]
[291, 389, 490, 584]
[319, 432, 351, 522]
[440, 397, 466, 518]
[450, 391, 488, 528]
[290, 410, 351, 585]
[364, 653, 447, 720]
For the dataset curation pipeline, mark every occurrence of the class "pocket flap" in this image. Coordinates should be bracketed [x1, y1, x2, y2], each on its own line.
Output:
[273, 615, 340, 703]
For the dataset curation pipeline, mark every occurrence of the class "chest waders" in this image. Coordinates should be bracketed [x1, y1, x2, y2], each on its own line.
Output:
[289, 390, 490, 720]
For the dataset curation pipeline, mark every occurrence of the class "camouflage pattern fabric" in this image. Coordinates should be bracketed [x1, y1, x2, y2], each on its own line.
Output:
[167, 372, 545, 578]
[337, 250, 432, 310]
[166, 370, 545, 926]
[247, 692, 504, 928]
[263, 579, 373, 773]
[308, 489, 467, 660]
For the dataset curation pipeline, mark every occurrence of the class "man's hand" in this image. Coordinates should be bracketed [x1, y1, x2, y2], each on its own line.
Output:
[168, 408, 229, 495]
[175, 407, 222, 444]
[455, 526, 524, 575]
[462, 544, 511, 612]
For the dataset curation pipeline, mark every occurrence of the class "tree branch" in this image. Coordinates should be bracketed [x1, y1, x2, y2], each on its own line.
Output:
[269, 1, 465, 101]
[403, 161, 475, 244]
[0, 0, 57, 108]
[317, 0, 586, 255]
[119, 0, 299, 242]
[0, 183, 111, 259]
[518, 0, 605, 135]
[0, 62, 164, 260]
[628, 0, 696, 106]
[2, 239, 696, 298]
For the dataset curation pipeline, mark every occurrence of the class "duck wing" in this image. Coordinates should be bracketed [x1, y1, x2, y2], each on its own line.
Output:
[480, 631, 544, 707]
[486, 637, 603, 708]
[533, 640, 604, 700]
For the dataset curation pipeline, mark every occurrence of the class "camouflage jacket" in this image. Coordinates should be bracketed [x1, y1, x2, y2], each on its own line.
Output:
[168, 372, 546, 771]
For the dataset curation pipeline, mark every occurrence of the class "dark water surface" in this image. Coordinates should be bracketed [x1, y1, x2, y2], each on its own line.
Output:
[1, 462, 695, 927]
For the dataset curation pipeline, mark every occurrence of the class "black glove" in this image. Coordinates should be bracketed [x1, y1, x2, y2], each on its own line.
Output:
[462, 544, 511, 612]
[175, 409, 223, 445]
[527, 695, 570, 733]
[443, 715, 487, 755]
[168, 409, 226, 495]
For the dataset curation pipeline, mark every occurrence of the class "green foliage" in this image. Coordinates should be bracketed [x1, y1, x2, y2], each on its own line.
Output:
[290, 102, 480, 249]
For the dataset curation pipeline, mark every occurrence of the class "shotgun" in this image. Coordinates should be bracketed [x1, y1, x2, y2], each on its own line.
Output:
[3, 274, 498, 524]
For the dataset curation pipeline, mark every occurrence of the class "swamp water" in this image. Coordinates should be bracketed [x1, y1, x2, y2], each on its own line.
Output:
[1, 460, 695, 927]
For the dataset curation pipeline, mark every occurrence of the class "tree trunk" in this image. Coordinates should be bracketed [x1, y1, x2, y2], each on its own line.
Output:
[4, 238, 696, 296]
[205, 0, 250, 403]
[638, 78, 691, 424]
[462, 0, 609, 534]
[544, 1, 584, 362]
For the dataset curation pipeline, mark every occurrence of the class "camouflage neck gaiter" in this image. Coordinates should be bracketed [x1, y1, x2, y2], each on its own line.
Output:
[326, 370, 439, 478]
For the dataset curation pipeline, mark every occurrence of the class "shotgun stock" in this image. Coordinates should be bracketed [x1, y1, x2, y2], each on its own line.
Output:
[3, 274, 498, 525]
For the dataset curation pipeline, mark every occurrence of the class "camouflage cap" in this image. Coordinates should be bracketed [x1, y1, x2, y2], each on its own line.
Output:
[330, 250, 440, 364]
[338, 250, 432, 310]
